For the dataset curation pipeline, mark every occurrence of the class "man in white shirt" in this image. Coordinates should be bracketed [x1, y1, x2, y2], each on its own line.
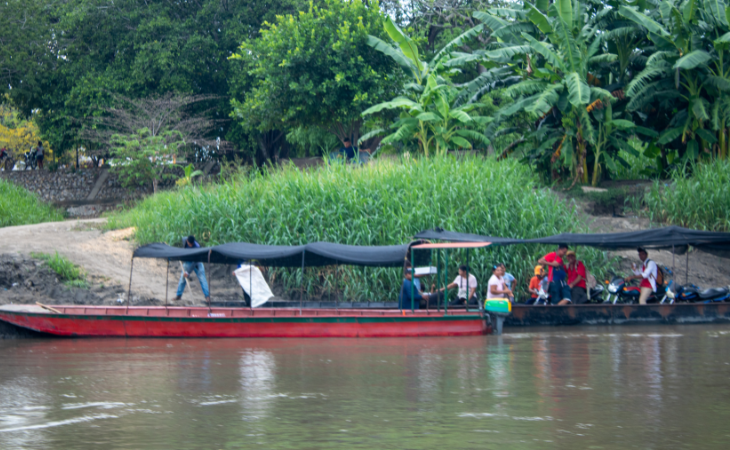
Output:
[440, 265, 478, 305]
[625, 247, 657, 305]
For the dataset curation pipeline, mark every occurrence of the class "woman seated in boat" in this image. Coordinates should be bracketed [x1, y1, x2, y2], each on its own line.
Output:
[399, 261, 440, 309]
[487, 264, 513, 300]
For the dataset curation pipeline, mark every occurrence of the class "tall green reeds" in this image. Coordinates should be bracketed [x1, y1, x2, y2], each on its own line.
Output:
[0, 179, 65, 227]
[109, 156, 608, 300]
[645, 160, 730, 232]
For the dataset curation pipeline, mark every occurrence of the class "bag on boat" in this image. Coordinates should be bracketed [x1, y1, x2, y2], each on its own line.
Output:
[234, 265, 274, 308]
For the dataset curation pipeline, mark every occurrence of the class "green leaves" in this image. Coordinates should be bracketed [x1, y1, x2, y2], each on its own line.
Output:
[566, 72, 590, 106]
[618, 6, 670, 37]
[673, 50, 711, 70]
[556, 0, 573, 27]
[383, 17, 424, 76]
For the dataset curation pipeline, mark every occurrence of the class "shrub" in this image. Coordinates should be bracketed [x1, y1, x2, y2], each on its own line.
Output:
[644, 160, 730, 232]
[109, 156, 609, 301]
[31, 251, 89, 289]
[0, 179, 65, 227]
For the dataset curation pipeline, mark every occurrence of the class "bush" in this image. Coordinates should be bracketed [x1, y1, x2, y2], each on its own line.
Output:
[645, 160, 730, 232]
[109, 156, 609, 301]
[0, 179, 65, 227]
[31, 251, 89, 289]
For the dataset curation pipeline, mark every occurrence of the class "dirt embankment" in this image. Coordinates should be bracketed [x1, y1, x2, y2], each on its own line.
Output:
[565, 187, 730, 288]
[0, 220, 250, 317]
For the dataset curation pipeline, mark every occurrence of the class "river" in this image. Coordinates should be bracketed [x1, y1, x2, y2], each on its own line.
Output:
[1, 325, 729, 449]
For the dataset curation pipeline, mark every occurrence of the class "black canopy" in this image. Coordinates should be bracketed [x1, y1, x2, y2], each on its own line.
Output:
[133, 241, 410, 267]
[415, 226, 730, 252]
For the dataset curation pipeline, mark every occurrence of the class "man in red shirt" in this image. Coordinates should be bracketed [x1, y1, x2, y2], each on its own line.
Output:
[537, 244, 571, 305]
[565, 250, 588, 304]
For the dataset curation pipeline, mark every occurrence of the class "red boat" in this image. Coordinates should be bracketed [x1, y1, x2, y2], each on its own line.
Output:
[0, 305, 491, 338]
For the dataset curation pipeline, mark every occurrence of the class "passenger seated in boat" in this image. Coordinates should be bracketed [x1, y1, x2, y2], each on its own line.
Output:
[440, 265, 478, 306]
[487, 264, 512, 300]
[527, 265, 547, 305]
[565, 251, 588, 304]
[399, 261, 440, 309]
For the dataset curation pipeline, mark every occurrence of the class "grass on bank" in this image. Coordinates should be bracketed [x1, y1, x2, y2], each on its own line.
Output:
[645, 159, 730, 232]
[0, 178, 65, 227]
[31, 251, 89, 289]
[109, 156, 611, 300]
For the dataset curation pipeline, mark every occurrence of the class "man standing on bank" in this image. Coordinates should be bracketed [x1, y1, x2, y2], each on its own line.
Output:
[625, 247, 657, 305]
[173, 235, 211, 303]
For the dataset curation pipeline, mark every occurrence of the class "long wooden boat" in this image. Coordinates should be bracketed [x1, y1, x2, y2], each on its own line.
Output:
[0, 305, 491, 338]
[507, 302, 730, 326]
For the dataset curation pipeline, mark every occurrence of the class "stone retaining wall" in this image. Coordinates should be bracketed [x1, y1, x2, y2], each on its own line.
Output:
[2, 169, 149, 204]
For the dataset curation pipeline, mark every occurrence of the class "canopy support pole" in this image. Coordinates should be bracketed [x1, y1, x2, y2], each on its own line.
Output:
[207, 250, 212, 314]
[126, 257, 134, 315]
[436, 249, 441, 313]
[300, 253, 305, 316]
[336, 263, 340, 314]
[444, 249, 449, 316]
[672, 245, 675, 275]
[165, 259, 169, 310]
[427, 249, 433, 312]
[466, 249, 470, 312]
[410, 249, 415, 313]
[686, 247, 689, 285]
[250, 261, 253, 314]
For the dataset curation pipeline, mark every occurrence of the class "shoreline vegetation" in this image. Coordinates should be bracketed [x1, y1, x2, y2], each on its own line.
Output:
[108, 156, 611, 301]
[0, 178, 64, 227]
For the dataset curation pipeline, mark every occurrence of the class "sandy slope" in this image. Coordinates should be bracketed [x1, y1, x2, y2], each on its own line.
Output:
[0, 218, 169, 299]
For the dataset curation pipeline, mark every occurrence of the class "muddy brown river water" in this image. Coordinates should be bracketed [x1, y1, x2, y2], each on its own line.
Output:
[1, 325, 729, 449]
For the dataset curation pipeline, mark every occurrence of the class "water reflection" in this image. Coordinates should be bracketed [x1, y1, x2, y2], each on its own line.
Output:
[0, 326, 728, 449]
[239, 350, 275, 421]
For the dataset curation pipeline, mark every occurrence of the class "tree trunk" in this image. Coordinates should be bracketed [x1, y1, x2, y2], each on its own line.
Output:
[591, 150, 601, 187]
[153, 178, 158, 194]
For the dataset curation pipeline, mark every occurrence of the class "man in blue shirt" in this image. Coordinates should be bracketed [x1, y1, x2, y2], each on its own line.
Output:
[338, 138, 356, 161]
[173, 235, 210, 302]
[399, 261, 440, 309]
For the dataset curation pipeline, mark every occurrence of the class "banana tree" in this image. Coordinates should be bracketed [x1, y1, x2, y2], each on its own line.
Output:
[362, 17, 492, 154]
[476, 0, 625, 185]
[362, 74, 491, 156]
[620, 0, 730, 158]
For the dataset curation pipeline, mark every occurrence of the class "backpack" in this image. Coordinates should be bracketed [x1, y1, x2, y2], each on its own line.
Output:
[646, 259, 664, 286]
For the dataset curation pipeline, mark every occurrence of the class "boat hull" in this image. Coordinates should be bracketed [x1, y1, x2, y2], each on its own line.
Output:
[0, 306, 490, 338]
[507, 302, 730, 326]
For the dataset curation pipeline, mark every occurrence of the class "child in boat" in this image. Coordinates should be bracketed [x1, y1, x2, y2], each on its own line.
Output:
[527, 265, 546, 304]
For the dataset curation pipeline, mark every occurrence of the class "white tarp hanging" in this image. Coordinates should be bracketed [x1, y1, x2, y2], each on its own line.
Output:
[234, 265, 274, 308]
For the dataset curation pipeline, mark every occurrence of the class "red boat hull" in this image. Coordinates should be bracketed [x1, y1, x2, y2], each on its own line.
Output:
[0, 306, 490, 338]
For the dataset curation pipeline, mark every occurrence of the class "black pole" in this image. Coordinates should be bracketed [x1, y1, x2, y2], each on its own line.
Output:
[437, 249, 441, 313]
[249, 262, 253, 314]
[165, 259, 169, 309]
[300, 252, 305, 316]
[686, 246, 689, 285]
[335, 263, 340, 313]
[207, 250, 212, 313]
[126, 257, 134, 314]
[466, 248, 470, 312]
